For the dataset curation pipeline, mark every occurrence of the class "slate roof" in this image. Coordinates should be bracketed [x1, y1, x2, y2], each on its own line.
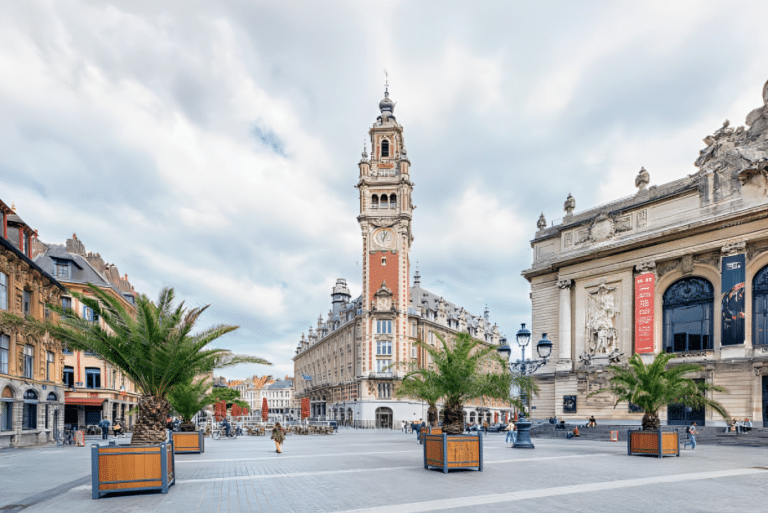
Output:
[34, 245, 125, 298]
[265, 380, 293, 390]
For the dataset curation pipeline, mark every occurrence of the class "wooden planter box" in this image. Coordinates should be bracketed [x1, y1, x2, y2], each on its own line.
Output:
[419, 426, 442, 444]
[91, 441, 175, 499]
[172, 430, 204, 454]
[627, 429, 679, 458]
[423, 433, 483, 473]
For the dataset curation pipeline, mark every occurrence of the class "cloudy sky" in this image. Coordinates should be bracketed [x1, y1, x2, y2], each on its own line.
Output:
[2, 1, 768, 379]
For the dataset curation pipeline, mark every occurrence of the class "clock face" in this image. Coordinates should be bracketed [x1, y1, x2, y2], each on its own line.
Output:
[373, 229, 395, 249]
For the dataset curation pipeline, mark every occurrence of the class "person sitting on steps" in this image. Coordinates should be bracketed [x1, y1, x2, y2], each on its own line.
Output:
[587, 415, 597, 428]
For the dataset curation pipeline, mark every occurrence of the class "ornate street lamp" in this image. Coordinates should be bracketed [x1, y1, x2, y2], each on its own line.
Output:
[497, 323, 551, 449]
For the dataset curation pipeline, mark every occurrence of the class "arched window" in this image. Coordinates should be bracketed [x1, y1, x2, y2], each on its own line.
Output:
[47, 392, 58, 401]
[753, 265, 768, 346]
[380, 194, 388, 208]
[23, 389, 38, 430]
[663, 277, 714, 353]
[389, 193, 396, 209]
[381, 139, 389, 157]
[371, 195, 379, 209]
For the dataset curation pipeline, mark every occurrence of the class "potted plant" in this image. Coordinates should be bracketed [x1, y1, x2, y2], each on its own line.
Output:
[48, 286, 270, 497]
[591, 352, 729, 458]
[404, 332, 528, 473]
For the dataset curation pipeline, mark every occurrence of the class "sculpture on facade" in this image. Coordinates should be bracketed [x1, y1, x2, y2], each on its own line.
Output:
[537, 212, 547, 230]
[695, 81, 768, 197]
[635, 167, 650, 191]
[586, 283, 619, 355]
[563, 193, 576, 215]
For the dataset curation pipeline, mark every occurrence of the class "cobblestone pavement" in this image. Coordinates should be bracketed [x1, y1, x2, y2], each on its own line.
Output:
[2, 429, 767, 512]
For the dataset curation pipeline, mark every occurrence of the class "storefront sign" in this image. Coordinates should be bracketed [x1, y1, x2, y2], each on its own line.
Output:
[634, 273, 655, 353]
[721, 253, 746, 346]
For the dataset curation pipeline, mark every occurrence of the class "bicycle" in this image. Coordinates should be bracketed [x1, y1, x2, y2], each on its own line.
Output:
[211, 427, 238, 440]
[55, 428, 74, 446]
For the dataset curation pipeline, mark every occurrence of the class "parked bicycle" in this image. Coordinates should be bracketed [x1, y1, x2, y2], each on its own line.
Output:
[55, 427, 75, 446]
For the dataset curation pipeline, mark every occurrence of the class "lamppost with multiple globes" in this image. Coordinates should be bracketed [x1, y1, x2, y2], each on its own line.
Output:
[496, 323, 552, 449]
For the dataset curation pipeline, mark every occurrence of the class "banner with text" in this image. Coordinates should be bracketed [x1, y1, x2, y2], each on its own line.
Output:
[634, 273, 655, 353]
[721, 253, 746, 346]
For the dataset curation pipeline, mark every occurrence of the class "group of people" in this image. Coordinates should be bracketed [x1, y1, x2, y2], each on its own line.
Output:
[97, 417, 126, 440]
[727, 418, 753, 433]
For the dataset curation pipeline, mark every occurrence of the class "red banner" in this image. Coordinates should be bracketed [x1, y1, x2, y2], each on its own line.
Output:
[634, 273, 655, 353]
[262, 397, 269, 421]
[301, 397, 310, 419]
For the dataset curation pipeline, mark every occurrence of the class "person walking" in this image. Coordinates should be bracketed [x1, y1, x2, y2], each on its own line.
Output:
[271, 422, 286, 453]
[687, 422, 697, 449]
[99, 417, 110, 440]
[505, 422, 517, 446]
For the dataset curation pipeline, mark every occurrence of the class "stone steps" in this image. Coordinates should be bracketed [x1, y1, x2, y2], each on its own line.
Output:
[530, 423, 768, 447]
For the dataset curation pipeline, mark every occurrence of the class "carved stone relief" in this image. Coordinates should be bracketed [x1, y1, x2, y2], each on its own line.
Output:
[681, 254, 695, 275]
[694, 251, 720, 269]
[557, 278, 573, 290]
[586, 283, 619, 355]
[634, 261, 656, 274]
[747, 239, 768, 262]
[636, 210, 647, 228]
[614, 215, 632, 233]
[657, 259, 680, 278]
[721, 241, 746, 256]
[563, 232, 573, 249]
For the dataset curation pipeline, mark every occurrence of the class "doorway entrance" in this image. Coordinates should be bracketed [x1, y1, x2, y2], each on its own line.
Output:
[375, 407, 393, 429]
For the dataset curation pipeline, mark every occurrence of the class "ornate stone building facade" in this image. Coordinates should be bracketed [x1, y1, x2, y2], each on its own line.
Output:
[0, 200, 65, 447]
[524, 80, 768, 427]
[34, 234, 140, 430]
[293, 89, 508, 428]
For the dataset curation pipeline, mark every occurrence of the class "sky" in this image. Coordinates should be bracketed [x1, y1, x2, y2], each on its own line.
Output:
[2, 1, 768, 380]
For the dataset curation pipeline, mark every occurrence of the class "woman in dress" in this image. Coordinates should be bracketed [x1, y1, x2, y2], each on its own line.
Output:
[271, 422, 285, 453]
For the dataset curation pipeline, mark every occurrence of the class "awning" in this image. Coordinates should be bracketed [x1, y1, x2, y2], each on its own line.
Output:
[65, 397, 106, 406]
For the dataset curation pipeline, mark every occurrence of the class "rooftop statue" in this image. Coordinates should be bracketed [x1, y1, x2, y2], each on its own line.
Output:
[695, 80, 768, 197]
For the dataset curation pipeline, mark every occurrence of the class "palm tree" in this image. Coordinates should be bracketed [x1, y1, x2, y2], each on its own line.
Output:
[591, 352, 729, 430]
[402, 332, 530, 435]
[48, 285, 270, 445]
[394, 370, 442, 427]
[167, 377, 214, 431]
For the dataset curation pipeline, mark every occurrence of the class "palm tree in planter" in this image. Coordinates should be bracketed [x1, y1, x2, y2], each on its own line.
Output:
[591, 352, 729, 457]
[167, 378, 214, 431]
[404, 332, 531, 435]
[592, 352, 729, 431]
[48, 285, 271, 446]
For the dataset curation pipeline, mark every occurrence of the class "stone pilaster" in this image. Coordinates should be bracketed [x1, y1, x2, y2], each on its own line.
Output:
[557, 278, 573, 371]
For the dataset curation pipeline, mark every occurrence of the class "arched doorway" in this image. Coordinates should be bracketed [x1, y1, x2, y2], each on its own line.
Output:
[375, 407, 393, 429]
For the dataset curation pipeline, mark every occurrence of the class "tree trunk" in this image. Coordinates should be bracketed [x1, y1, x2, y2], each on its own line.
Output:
[427, 404, 438, 427]
[641, 411, 660, 431]
[131, 395, 171, 445]
[443, 400, 464, 434]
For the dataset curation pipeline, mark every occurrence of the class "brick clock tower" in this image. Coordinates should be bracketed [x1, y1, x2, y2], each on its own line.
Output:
[356, 84, 414, 379]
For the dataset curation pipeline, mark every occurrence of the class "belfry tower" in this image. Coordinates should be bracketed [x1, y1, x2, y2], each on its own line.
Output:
[356, 83, 414, 377]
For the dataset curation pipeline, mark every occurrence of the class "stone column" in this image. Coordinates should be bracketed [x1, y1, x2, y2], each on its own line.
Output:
[557, 278, 573, 362]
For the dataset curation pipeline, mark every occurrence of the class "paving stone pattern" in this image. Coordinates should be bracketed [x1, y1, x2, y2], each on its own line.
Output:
[1, 429, 768, 512]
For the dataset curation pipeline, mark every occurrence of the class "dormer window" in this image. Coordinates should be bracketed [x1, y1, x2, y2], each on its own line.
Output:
[381, 139, 390, 157]
[55, 260, 70, 279]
